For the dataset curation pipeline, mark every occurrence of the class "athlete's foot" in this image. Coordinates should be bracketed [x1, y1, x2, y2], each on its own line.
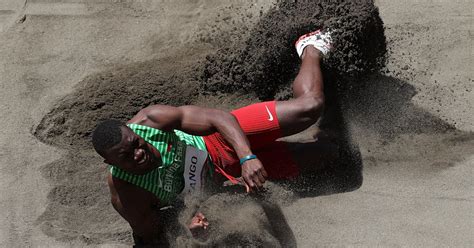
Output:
[295, 29, 333, 58]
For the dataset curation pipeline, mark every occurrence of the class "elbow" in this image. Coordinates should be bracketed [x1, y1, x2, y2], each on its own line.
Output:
[137, 108, 154, 123]
[211, 109, 237, 126]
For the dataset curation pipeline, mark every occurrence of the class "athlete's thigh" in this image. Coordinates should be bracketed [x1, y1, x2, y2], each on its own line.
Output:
[231, 101, 282, 151]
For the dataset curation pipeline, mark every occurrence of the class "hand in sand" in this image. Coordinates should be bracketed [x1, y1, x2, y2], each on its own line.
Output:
[189, 212, 209, 239]
[241, 158, 268, 192]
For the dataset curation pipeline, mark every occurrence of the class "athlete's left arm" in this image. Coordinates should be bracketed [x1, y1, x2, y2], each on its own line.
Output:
[129, 104, 267, 191]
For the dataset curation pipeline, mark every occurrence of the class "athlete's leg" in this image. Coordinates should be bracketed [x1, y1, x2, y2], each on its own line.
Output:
[276, 46, 326, 136]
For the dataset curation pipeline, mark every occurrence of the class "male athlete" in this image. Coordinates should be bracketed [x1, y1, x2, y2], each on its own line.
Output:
[92, 30, 333, 246]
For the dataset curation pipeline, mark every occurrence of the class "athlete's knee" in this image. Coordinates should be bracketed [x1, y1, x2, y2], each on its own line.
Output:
[298, 92, 325, 119]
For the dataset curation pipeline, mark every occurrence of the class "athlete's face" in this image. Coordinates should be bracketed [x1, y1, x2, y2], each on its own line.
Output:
[102, 126, 160, 175]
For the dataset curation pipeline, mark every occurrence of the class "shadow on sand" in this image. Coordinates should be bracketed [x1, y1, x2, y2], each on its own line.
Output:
[343, 74, 455, 138]
[280, 73, 471, 199]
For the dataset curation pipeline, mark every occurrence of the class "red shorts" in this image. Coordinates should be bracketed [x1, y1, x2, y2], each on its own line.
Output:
[203, 101, 299, 180]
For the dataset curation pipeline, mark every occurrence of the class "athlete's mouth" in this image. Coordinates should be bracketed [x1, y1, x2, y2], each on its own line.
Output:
[138, 151, 147, 165]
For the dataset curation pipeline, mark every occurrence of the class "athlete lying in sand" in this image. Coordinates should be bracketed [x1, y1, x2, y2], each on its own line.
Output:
[92, 30, 335, 246]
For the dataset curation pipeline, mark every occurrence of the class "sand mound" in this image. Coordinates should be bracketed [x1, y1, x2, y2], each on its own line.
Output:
[201, 0, 386, 99]
[34, 55, 203, 148]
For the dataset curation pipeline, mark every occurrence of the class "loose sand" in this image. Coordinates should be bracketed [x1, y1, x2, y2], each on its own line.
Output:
[0, 0, 472, 247]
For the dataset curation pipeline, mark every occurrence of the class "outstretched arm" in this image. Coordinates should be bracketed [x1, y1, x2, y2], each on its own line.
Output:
[128, 104, 267, 190]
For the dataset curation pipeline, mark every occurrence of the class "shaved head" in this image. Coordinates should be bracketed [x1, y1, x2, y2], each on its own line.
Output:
[92, 119, 125, 156]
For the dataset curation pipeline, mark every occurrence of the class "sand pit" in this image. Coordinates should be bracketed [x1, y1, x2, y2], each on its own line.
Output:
[0, 0, 472, 247]
[33, 0, 382, 244]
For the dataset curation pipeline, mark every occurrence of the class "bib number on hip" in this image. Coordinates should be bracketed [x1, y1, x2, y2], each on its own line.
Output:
[182, 146, 208, 194]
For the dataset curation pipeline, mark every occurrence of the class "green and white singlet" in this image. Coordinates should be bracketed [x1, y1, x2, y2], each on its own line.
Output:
[109, 124, 212, 205]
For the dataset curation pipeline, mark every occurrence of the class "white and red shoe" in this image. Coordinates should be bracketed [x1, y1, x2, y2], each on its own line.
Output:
[295, 29, 333, 58]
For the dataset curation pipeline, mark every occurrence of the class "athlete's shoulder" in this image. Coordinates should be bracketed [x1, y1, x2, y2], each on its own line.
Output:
[107, 172, 130, 197]
[107, 173, 160, 206]
[127, 105, 182, 132]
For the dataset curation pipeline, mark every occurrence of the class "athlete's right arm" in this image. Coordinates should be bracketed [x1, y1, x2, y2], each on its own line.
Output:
[107, 174, 168, 247]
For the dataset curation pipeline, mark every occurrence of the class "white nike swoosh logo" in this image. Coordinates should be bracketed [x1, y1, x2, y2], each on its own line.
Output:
[265, 105, 274, 121]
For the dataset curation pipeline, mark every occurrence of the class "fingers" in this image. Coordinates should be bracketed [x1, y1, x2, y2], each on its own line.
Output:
[242, 176, 255, 191]
[196, 220, 209, 230]
[245, 183, 250, 193]
[243, 174, 261, 188]
[242, 172, 265, 192]
[195, 212, 208, 227]
[238, 178, 251, 193]
[252, 173, 264, 188]
[256, 169, 266, 185]
[240, 159, 268, 192]
[190, 212, 209, 230]
[261, 166, 268, 178]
